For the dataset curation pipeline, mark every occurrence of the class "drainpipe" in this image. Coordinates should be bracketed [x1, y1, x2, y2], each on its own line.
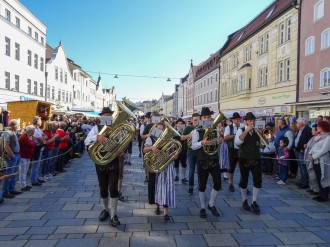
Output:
[296, 0, 302, 117]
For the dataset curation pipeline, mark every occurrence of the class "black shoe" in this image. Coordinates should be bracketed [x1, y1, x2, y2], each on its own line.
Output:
[0, 198, 4, 204]
[199, 208, 206, 218]
[316, 197, 329, 202]
[181, 178, 188, 184]
[110, 215, 120, 227]
[242, 199, 251, 211]
[99, 209, 110, 222]
[38, 179, 46, 183]
[223, 177, 229, 181]
[313, 195, 322, 200]
[32, 182, 42, 186]
[164, 214, 170, 221]
[247, 189, 251, 195]
[10, 191, 23, 195]
[207, 204, 220, 217]
[118, 192, 125, 202]
[251, 201, 260, 214]
[311, 191, 320, 195]
[295, 182, 302, 187]
[26, 185, 32, 189]
[3, 193, 15, 199]
[127, 161, 132, 166]
[21, 187, 30, 191]
[154, 207, 161, 215]
[229, 184, 235, 192]
[187, 188, 193, 195]
[174, 176, 179, 182]
[307, 189, 313, 193]
[299, 184, 309, 189]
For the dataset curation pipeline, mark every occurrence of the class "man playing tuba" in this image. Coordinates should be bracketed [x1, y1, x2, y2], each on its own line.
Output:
[84, 107, 123, 227]
[191, 107, 222, 218]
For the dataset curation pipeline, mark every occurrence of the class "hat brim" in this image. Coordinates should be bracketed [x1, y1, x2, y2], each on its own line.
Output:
[99, 111, 114, 116]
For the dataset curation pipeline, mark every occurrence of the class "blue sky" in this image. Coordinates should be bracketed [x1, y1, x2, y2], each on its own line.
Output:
[20, 0, 274, 102]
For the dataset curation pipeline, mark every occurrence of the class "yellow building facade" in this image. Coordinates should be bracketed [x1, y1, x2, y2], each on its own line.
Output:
[219, 1, 298, 117]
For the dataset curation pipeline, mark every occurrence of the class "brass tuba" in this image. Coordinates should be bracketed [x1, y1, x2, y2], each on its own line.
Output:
[203, 111, 227, 155]
[144, 122, 182, 173]
[88, 102, 136, 166]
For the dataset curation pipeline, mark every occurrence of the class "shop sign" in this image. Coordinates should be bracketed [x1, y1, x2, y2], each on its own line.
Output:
[258, 97, 266, 105]
[263, 108, 273, 114]
[20, 96, 35, 101]
[239, 111, 245, 115]
[272, 94, 291, 100]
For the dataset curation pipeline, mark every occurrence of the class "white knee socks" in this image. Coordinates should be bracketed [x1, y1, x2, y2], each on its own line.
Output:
[101, 197, 109, 212]
[199, 191, 206, 209]
[110, 197, 118, 219]
[240, 188, 247, 202]
[209, 188, 218, 207]
[252, 187, 260, 202]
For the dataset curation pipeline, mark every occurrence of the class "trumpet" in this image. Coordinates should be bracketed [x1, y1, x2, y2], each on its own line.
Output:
[253, 126, 273, 146]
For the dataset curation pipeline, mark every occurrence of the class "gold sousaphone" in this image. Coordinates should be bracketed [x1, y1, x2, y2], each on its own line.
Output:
[202, 111, 227, 155]
[88, 102, 136, 166]
[144, 122, 182, 173]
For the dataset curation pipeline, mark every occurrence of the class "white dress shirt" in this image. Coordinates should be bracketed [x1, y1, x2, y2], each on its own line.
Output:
[224, 124, 240, 149]
[234, 128, 254, 146]
[84, 125, 99, 146]
[191, 129, 203, 151]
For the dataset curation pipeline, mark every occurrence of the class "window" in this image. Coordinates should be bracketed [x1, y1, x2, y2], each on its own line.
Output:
[5, 72, 10, 90]
[62, 91, 65, 101]
[232, 78, 238, 94]
[240, 75, 246, 91]
[15, 75, 19, 91]
[286, 59, 290, 81]
[27, 50, 32, 66]
[34, 54, 38, 69]
[33, 81, 37, 95]
[73, 72, 76, 80]
[66, 92, 68, 102]
[69, 93, 72, 103]
[16, 17, 20, 28]
[39, 83, 44, 97]
[58, 90, 61, 100]
[40, 57, 44, 71]
[305, 36, 315, 55]
[321, 69, 330, 88]
[215, 73, 218, 82]
[304, 74, 313, 91]
[265, 33, 269, 52]
[5, 9, 11, 21]
[279, 22, 285, 45]
[28, 27, 32, 36]
[314, 0, 324, 21]
[5, 37, 10, 56]
[60, 69, 63, 82]
[27, 79, 31, 94]
[286, 19, 292, 41]
[215, 89, 218, 102]
[41, 37, 44, 45]
[210, 91, 213, 102]
[232, 53, 239, 68]
[259, 67, 268, 87]
[245, 44, 252, 61]
[321, 29, 330, 50]
[237, 32, 244, 42]
[15, 43, 20, 60]
[55, 67, 58, 80]
[47, 85, 50, 99]
[266, 6, 276, 20]
[52, 86, 55, 100]
[210, 76, 213, 84]
[35, 32, 38, 42]
[260, 36, 264, 54]
[278, 61, 284, 82]
[207, 78, 209, 86]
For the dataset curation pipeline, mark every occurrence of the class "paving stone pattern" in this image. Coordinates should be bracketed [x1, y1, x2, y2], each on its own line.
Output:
[0, 140, 329, 246]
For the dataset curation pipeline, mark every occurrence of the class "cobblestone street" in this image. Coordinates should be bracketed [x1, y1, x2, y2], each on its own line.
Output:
[0, 141, 330, 247]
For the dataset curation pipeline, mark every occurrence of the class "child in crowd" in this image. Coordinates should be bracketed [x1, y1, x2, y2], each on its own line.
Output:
[277, 137, 290, 185]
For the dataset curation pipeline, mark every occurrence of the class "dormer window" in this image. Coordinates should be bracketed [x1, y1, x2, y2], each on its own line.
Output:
[266, 5, 276, 20]
[237, 32, 244, 42]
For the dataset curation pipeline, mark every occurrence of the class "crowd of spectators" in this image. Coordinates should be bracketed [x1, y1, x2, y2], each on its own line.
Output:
[0, 114, 97, 204]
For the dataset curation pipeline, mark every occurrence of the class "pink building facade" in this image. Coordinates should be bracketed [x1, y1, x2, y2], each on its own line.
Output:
[297, 0, 330, 118]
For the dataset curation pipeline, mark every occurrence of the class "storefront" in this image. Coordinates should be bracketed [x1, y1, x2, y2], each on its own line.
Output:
[286, 99, 330, 120]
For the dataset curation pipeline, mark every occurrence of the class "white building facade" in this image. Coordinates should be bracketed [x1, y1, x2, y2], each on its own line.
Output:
[0, 0, 46, 102]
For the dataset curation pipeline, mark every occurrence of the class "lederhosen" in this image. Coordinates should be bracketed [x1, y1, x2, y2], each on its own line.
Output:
[238, 128, 262, 189]
[196, 128, 221, 192]
[147, 136, 157, 204]
[174, 134, 187, 169]
[94, 125, 119, 199]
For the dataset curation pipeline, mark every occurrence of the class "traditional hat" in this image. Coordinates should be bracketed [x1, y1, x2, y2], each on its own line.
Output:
[176, 118, 185, 124]
[232, 112, 241, 119]
[99, 107, 114, 116]
[245, 112, 256, 120]
[200, 107, 213, 117]
[145, 112, 152, 118]
[265, 122, 275, 128]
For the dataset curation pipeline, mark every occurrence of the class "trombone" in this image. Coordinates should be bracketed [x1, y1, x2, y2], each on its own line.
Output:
[253, 127, 273, 146]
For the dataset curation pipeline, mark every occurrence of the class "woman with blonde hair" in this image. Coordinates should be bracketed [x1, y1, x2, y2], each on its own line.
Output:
[41, 121, 58, 180]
